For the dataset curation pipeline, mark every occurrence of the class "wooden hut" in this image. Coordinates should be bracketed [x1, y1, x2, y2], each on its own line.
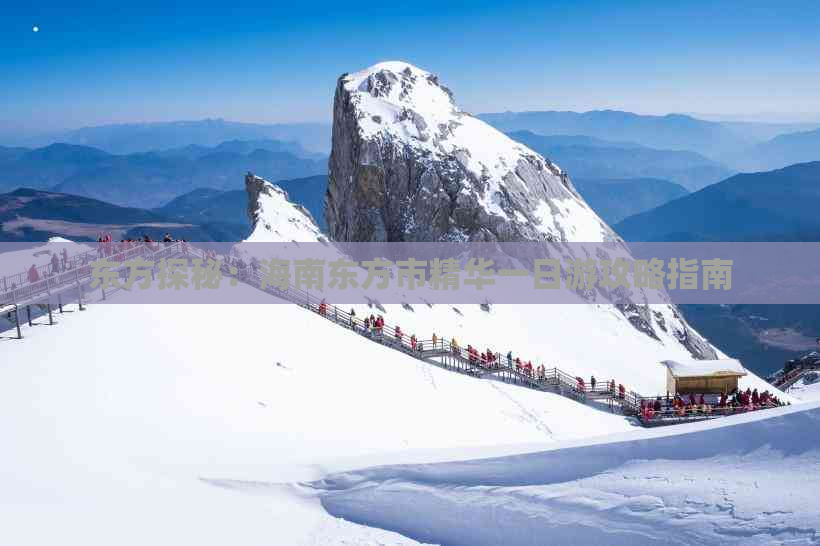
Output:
[661, 359, 747, 395]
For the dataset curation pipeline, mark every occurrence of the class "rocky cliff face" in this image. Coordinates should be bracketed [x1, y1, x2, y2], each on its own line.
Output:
[327, 61, 614, 243]
[245, 172, 325, 243]
[324, 62, 716, 360]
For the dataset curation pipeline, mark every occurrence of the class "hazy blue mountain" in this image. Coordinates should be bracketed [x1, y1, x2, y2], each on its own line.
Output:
[0, 142, 327, 208]
[736, 128, 820, 171]
[0, 188, 159, 225]
[0, 145, 31, 162]
[19, 119, 332, 155]
[274, 175, 328, 231]
[717, 120, 820, 142]
[678, 304, 820, 377]
[509, 134, 645, 149]
[0, 188, 247, 242]
[611, 162, 820, 375]
[481, 110, 753, 160]
[573, 177, 689, 225]
[0, 144, 109, 190]
[509, 131, 732, 190]
[615, 162, 820, 242]
[156, 174, 329, 234]
[157, 138, 324, 160]
[156, 188, 248, 227]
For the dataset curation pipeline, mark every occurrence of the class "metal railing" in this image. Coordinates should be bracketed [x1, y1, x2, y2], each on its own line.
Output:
[769, 364, 820, 390]
[212, 250, 655, 412]
[635, 401, 784, 427]
[0, 242, 189, 307]
[2, 241, 784, 426]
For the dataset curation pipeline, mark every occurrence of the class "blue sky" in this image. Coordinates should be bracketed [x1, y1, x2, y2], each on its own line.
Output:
[2, 0, 819, 130]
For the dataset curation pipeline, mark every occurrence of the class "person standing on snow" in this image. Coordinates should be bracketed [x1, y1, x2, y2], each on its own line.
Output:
[28, 264, 40, 283]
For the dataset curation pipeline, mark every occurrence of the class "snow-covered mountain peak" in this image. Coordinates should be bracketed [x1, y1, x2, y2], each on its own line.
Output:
[244, 172, 325, 243]
[329, 61, 613, 243]
[327, 62, 720, 359]
[343, 61, 460, 141]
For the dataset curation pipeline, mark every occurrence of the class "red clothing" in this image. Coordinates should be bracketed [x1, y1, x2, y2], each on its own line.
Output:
[27, 265, 39, 283]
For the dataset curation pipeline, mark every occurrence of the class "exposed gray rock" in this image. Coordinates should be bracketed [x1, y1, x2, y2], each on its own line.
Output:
[326, 63, 613, 244]
[324, 62, 716, 360]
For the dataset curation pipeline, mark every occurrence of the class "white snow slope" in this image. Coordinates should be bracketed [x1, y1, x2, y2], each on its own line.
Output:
[0, 174, 795, 545]
[343, 61, 611, 242]
[244, 180, 325, 243]
[0, 238, 93, 279]
[1, 290, 633, 545]
[241, 175, 784, 399]
[336, 62, 778, 394]
[788, 372, 820, 402]
[2, 282, 810, 546]
[316, 401, 820, 546]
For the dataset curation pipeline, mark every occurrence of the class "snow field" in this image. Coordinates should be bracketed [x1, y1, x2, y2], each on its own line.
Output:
[316, 400, 820, 546]
[1, 291, 637, 545]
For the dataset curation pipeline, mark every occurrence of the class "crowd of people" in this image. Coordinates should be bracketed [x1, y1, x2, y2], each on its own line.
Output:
[314, 298, 640, 398]
[8, 243, 796, 430]
[315, 298, 636, 399]
[574, 376, 627, 399]
[23, 248, 71, 284]
[96, 232, 187, 258]
[639, 387, 788, 420]
[311, 299, 793, 426]
[18, 233, 190, 289]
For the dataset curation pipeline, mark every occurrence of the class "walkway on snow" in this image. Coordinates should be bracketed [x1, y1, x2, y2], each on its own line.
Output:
[0, 242, 781, 427]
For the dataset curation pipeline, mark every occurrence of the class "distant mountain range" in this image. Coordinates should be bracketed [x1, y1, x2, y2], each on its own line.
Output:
[481, 110, 754, 160]
[611, 162, 820, 375]
[155, 174, 328, 233]
[12, 119, 332, 155]
[572, 177, 689, 225]
[155, 188, 248, 228]
[716, 120, 820, 142]
[6, 114, 820, 183]
[0, 188, 246, 242]
[679, 304, 820, 377]
[615, 162, 820, 241]
[0, 173, 330, 243]
[736, 128, 820, 172]
[509, 131, 731, 190]
[0, 141, 327, 208]
[154, 138, 325, 160]
[485, 110, 820, 173]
